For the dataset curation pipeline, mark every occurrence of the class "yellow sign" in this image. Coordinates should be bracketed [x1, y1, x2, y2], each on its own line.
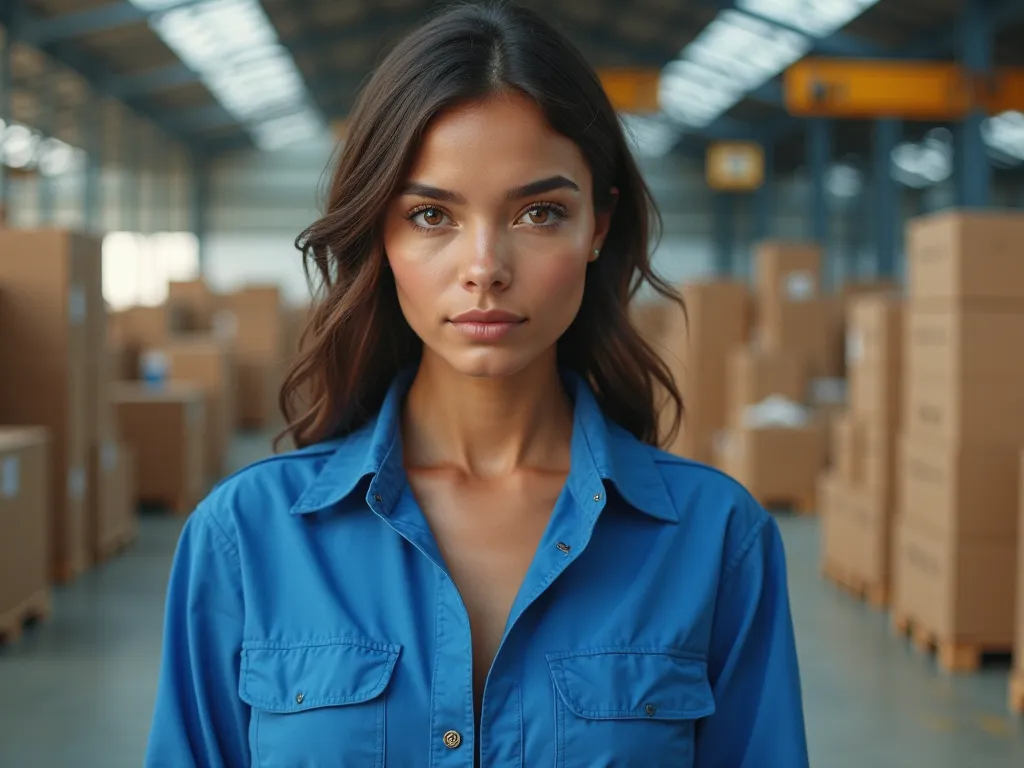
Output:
[784, 59, 972, 120]
[598, 68, 661, 114]
[706, 142, 765, 192]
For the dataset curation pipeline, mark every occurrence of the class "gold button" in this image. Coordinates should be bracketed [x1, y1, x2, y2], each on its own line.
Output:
[442, 730, 461, 749]
[295, 693, 305, 705]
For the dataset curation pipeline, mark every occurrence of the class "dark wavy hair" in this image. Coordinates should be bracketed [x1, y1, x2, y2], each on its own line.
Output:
[279, 2, 684, 450]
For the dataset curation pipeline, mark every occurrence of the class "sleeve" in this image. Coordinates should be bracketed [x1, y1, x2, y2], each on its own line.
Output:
[694, 515, 809, 768]
[145, 508, 250, 768]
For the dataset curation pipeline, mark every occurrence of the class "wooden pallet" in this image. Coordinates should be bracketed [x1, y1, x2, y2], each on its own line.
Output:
[0, 589, 51, 646]
[51, 559, 84, 585]
[892, 613, 1013, 674]
[821, 559, 888, 609]
[1011, 672, 1024, 714]
[96, 524, 138, 563]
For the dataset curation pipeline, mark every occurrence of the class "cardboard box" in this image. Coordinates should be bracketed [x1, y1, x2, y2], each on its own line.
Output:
[88, 439, 137, 563]
[168, 279, 218, 332]
[222, 286, 287, 431]
[727, 347, 808, 424]
[113, 382, 206, 515]
[818, 471, 845, 564]
[847, 296, 903, 429]
[841, 485, 892, 591]
[0, 230, 96, 582]
[0, 428, 50, 622]
[906, 305, 1024, 381]
[832, 413, 864, 484]
[863, 422, 898, 511]
[899, 433, 1020, 538]
[756, 241, 822, 314]
[163, 336, 236, 480]
[714, 424, 827, 510]
[761, 298, 841, 377]
[109, 305, 174, 356]
[904, 372, 1024, 446]
[894, 514, 1016, 644]
[1017, 452, 1024, 674]
[662, 281, 751, 462]
[906, 210, 1024, 303]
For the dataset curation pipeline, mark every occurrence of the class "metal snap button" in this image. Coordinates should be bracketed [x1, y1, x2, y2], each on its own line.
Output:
[443, 730, 462, 749]
[593, 493, 602, 502]
[556, 542, 571, 553]
[373, 493, 383, 503]
[645, 703, 656, 716]
[295, 692, 305, 705]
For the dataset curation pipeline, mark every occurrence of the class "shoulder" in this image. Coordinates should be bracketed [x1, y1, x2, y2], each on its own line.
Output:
[191, 435, 355, 537]
[646, 444, 775, 575]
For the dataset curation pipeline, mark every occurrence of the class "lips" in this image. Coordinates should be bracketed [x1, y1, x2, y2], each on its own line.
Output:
[447, 308, 526, 341]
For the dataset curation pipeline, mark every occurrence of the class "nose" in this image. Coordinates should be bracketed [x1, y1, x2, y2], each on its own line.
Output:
[459, 227, 512, 292]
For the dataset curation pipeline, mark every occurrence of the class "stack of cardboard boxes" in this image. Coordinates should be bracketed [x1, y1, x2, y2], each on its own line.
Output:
[0, 231, 134, 584]
[894, 210, 1024, 671]
[222, 286, 288, 432]
[1013, 453, 1024, 712]
[0, 427, 50, 641]
[819, 294, 903, 606]
[713, 242, 830, 511]
[658, 281, 751, 463]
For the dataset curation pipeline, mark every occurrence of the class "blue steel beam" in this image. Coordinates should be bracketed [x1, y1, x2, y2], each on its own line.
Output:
[956, 0, 993, 208]
[20, 0, 209, 46]
[807, 118, 832, 281]
[6, 2, 201, 150]
[873, 118, 901, 277]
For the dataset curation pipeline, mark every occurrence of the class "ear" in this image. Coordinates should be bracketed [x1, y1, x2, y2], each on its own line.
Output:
[590, 187, 619, 259]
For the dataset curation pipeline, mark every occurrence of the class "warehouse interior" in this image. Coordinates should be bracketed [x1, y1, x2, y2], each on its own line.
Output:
[1, 0, 1024, 765]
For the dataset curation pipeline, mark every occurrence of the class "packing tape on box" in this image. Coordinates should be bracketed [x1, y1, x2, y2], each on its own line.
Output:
[845, 329, 864, 367]
[1, 456, 20, 499]
[784, 271, 815, 301]
[68, 286, 87, 327]
[102, 441, 119, 473]
[68, 466, 86, 501]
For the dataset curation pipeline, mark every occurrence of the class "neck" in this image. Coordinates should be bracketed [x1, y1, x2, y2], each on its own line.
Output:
[402, 350, 574, 478]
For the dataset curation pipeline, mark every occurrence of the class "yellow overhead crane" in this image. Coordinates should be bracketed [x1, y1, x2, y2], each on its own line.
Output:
[784, 58, 1024, 120]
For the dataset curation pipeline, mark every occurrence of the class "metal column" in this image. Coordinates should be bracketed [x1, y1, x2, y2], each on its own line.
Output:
[713, 192, 734, 277]
[808, 118, 832, 286]
[956, 0, 992, 208]
[753, 139, 775, 242]
[873, 119, 902, 278]
[82, 99, 102, 231]
[0, 10, 13, 224]
[38, 61, 57, 223]
[123, 116, 139, 232]
[190, 151, 210, 270]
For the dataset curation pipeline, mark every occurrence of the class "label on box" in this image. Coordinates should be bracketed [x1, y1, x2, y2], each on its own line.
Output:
[846, 330, 864, 367]
[101, 441, 119, 472]
[784, 271, 815, 301]
[68, 466, 86, 501]
[68, 286, 87, 326]
[1, 456, 20, 499]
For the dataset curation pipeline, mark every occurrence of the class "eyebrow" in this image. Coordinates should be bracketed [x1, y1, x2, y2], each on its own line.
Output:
[400, 175, 580, 205]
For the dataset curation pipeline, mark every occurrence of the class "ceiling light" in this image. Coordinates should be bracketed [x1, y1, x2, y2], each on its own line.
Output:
[737, 0, 881, 38]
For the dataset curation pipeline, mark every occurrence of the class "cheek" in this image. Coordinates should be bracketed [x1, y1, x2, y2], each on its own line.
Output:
[527, 246, 590, 311]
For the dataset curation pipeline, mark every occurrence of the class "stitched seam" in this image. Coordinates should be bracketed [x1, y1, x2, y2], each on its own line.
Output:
[428, 577, 443, 768]
[545, 647, 706, 662]
[241, 638, 400, 652]
[199, 505, 241, 566]
[722, 517, 768, 585]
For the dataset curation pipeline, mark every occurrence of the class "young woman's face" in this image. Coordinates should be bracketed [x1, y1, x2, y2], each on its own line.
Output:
[383, 93, 611, 379]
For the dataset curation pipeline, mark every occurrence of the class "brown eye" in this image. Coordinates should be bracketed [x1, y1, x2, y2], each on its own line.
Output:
[422, 208, 444, 226]
[526, 207, 549, 224]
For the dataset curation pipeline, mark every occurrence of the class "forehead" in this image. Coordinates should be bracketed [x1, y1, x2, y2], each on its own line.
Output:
[404, 93, 592, 191]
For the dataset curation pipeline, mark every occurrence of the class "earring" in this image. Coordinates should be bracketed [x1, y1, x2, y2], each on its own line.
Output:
[593, 248, 600, 257]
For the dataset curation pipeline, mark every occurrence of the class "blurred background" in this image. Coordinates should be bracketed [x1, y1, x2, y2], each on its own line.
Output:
[0, 0, 1023, 766]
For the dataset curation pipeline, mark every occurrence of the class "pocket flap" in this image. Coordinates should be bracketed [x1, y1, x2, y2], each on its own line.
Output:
[240, 639, 401, 713]
[546, 649, 715, 721]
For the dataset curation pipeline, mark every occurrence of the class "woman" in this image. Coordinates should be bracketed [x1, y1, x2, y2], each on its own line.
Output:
[146, 4, 807, 766]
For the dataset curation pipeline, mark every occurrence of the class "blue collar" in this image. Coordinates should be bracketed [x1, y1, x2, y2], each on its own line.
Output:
[291, 368, 676, 523]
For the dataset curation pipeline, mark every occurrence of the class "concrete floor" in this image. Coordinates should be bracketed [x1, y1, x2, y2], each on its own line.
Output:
[1, 436, 1022, 767]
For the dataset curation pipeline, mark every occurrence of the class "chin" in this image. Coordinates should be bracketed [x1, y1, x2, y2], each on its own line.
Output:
[445, 347, 540, 379]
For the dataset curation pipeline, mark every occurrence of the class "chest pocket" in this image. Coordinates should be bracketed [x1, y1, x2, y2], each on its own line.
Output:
[547, 649, 715, 768]
[239, 639, 401, 768]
